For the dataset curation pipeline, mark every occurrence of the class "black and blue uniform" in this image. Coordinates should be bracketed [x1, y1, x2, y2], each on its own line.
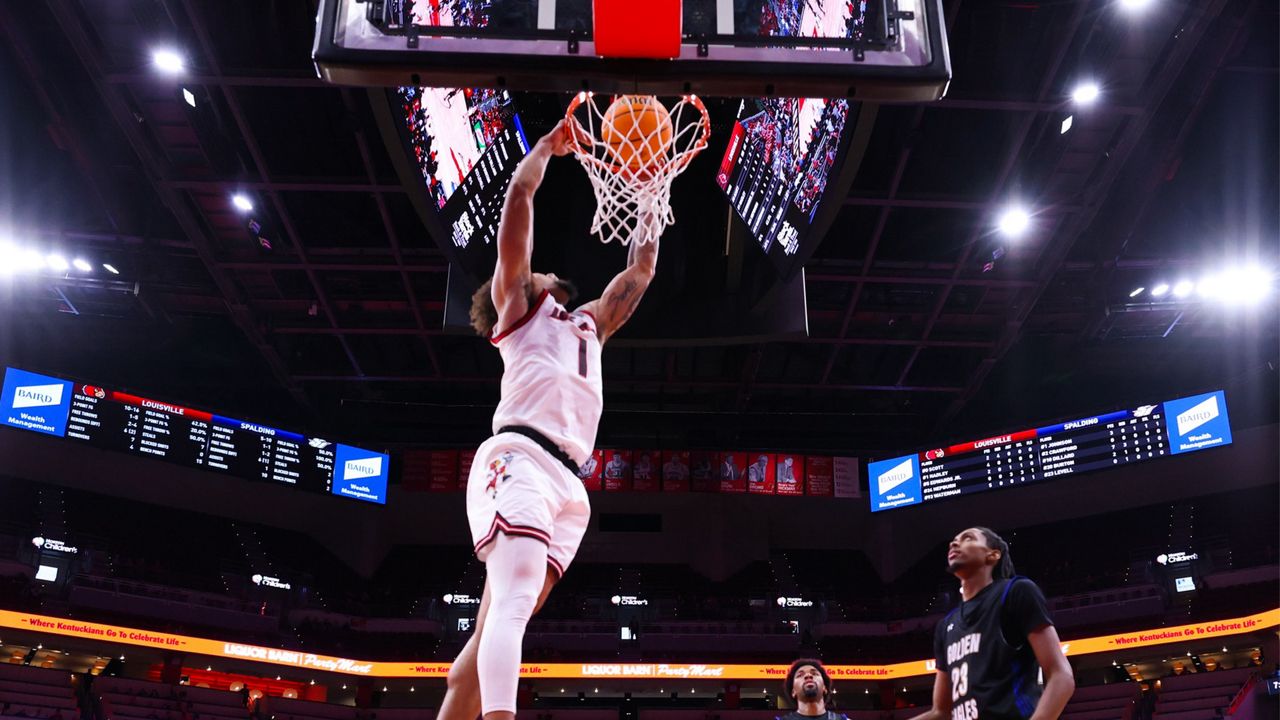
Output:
[934, 577, 1054, 720]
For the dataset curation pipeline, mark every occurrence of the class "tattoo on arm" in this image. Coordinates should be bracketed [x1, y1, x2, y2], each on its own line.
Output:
[604, 279, 643, 330]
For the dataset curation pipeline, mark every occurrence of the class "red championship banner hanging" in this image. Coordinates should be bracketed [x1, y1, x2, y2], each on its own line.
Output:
[805, 456, 834, 496]
[400, 450, 432, 492]
[429, 451, 459, 492]
[746, 453, 776, 494]
[775, 454, 805, 496]
[631, 450, 661, 492]
[661, 451, 690, 492]
[689, 451, 717, 493]
[603, 449, 632, 492]
[718, 451, 748, 493]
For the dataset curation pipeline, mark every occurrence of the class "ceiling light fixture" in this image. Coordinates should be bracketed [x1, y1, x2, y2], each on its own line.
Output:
[152, 48, 186, 75]
[1071, 81, 1101, 105]
[997, 206, 1032, 238]
[1119, 0, 1155, 13]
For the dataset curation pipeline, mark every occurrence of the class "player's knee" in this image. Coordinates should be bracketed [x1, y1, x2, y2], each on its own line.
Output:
[492, 574, 541, 622]
[445, 663, 469, 690]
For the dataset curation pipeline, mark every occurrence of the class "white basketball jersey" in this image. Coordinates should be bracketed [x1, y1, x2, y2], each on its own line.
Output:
[491, 290, 603, 465]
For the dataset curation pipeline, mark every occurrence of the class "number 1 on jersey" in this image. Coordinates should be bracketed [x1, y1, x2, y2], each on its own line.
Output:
[578, 338, 588, 378]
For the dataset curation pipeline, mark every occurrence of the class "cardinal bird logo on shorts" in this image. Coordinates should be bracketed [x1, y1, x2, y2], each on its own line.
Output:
[484, 452, 514, 499]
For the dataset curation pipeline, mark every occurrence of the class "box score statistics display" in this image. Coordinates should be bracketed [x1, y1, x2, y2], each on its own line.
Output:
[1, 367, 389, 505]
[869, 390, 1233, 512]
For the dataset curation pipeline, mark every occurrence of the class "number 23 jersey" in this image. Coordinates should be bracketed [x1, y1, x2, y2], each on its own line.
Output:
[935, 577, 1054, 720]
[491, 289, 603, 466]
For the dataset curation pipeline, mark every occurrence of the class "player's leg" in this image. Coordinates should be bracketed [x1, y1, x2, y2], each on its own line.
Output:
[477, 533, 548, 720]
[439, 580, 490, 720]
[437, 569, 559, 720]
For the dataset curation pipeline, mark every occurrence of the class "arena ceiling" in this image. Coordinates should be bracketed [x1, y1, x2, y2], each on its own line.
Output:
[0, 0, 1276, 458]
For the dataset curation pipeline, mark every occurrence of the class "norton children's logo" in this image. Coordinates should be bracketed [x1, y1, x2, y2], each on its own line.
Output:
[877, 457, 915, 495]
[13, 383, 63, 409]
[1176, 395, 1219, 437]
[343, 456, 383, 481]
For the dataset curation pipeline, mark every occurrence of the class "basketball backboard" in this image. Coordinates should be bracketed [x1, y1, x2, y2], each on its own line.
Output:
[315, 0, 950, 101]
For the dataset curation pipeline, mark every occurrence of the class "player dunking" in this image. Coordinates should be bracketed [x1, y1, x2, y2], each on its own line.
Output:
[439, 119, 660, 720]
[913, 528, 1074, 720]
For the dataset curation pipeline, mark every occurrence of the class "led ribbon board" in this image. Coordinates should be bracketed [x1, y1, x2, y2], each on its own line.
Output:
[1, 608, 1274, 679]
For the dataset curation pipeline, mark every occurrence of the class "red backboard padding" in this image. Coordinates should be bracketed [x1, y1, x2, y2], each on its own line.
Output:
[594, 0, 682, 59]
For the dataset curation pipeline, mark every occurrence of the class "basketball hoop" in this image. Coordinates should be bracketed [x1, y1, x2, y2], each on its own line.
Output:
[565, 93, 710, 246]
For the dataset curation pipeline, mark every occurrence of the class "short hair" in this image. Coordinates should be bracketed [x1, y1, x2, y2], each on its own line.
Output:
[974, 526, 1016, 580]
[784, 658, 833, 707]
[470, 278, 497, 337]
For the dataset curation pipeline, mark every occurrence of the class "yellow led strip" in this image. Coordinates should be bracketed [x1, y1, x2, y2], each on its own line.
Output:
[2, 607, 1275, 679]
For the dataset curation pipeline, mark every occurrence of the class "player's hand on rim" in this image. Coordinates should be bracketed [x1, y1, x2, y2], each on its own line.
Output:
[547, 119, 578, 157]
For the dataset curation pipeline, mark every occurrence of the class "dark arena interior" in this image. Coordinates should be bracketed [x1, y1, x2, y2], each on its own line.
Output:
[0, 0, 1277, 719]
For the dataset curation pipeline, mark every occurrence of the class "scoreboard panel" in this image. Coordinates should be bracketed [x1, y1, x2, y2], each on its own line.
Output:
[869, 391, 1233, 512]
[1, 367, 388, 505]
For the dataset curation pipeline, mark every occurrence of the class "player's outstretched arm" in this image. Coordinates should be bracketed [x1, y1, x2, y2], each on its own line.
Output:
[581, 232, 658, 344]
[492, 120, 573, 326]
[908, 671, 952, 720]
[1027, 625, 1074, 720]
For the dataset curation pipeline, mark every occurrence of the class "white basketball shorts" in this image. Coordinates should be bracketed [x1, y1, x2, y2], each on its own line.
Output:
[466, 432, 591, 578]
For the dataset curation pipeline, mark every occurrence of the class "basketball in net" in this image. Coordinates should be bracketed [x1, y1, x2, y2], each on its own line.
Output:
[601, 96, 674, 174]
[565, 93, 710, 246]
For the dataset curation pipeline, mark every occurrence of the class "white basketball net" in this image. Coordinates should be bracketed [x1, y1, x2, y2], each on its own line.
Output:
[565, 93, 710, 246]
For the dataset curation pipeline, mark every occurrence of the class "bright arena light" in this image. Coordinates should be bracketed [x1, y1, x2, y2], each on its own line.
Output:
[1060, 115, 1074, 134]
[1172, 279, 1194, 298]
[231, 194, 254, 212]
[1119, 0, 1155, 13]
[103, 263, 120, 275]
[1211, 265, 1273, 306]
[1151, 283, 1170, 297]
[1129, 287, 1145, 298]
[152, 48, 186, 75]
[1071, 81, 1101, 105]
[997, 206, 1032, 238]
[46, 254, 70, 272]
[0, 243, 18, 275]
[72, 258, 93, 272]
[182, 88, 197, 107]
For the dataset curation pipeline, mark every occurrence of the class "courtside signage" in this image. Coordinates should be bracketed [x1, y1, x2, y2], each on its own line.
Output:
[3, 607, 1273, 679]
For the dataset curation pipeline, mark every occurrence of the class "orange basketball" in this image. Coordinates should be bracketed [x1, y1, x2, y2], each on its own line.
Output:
[601, 95, 673, 172]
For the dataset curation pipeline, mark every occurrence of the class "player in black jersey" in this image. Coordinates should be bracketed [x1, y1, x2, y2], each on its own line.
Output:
[778, 659, 846, 720]
[912, 528, 1074, 720]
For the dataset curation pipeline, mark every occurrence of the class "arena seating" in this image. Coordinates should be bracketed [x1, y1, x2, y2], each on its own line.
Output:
[1059, 681, 1142, 720]
[1152, 667, 1257, 720]
[95, 676, 246, 720]
[0, 664, 77, 720]
[257, 696, 364, 720]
